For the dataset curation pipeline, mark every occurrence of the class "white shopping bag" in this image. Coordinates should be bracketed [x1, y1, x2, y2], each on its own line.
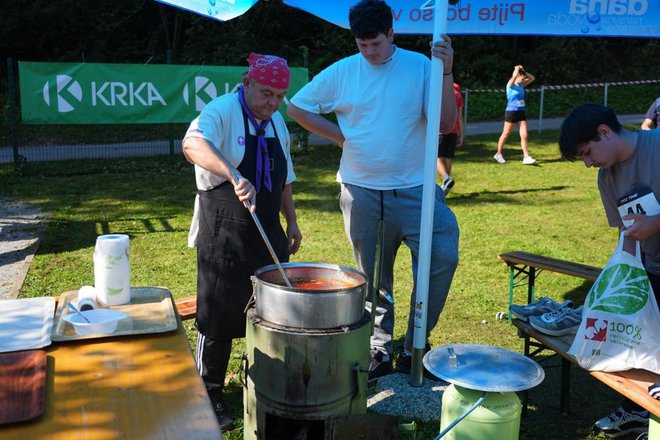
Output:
[568, 232, 660, 374]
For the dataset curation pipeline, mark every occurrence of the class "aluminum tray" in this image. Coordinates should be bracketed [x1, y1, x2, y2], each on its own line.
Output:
[52, 287, 178, 341]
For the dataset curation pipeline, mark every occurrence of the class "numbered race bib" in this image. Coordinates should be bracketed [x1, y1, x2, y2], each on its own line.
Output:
[616, 187, 660, 228]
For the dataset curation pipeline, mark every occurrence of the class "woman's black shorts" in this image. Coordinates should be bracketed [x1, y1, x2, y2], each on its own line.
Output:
[504, 110, 526, 123]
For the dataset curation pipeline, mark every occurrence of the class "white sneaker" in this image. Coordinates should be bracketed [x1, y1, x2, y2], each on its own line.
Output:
[522, 155, 537, 165]
[441, 176, 454, 195]
[493, 153, 506, 164]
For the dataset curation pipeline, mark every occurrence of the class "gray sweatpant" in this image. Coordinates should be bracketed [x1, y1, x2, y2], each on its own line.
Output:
[339, 183, 459, 356]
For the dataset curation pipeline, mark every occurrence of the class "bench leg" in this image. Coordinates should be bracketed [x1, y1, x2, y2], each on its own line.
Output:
[527, 267, 536, 305]
[508, 266, 515, 321]
[507, 265, 537, 322]
[520, 334, 531, 417]
[560, 357, 571, 415]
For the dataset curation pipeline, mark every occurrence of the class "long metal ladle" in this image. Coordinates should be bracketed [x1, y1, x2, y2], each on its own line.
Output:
[232, 171, 292, 288]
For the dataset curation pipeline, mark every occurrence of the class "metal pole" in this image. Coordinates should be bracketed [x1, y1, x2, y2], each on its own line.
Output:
[7, 58, 20, 168]
[411, 0, 449, 388]
[538, 85, 545, 134]
[167, 49, 175, 156]
[604, 83, 609, 106]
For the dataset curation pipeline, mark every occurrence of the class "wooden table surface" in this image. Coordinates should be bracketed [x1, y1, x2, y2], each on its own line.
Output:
[0, 312, 222, 439]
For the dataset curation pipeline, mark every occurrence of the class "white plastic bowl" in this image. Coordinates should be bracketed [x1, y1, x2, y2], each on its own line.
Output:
[63, 309, 128, 335]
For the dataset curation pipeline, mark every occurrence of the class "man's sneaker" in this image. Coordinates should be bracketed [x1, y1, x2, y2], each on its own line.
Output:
[510, 297, 573, 322]
[210, 398, 235, 432]
[395, 343, 431, 374]
[493, 153, 506, 164]
[368, 351, 392, 381]
[593, 406, 649, 438]
[522, 155, 537, 165]
[529, 305, 583, 336]
[441, 176, 455, 195]
[396, 343, 444, 381]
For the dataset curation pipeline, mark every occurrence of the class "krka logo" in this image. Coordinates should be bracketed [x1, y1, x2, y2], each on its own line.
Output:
[183, 76, 217, 111]
[42, 75, 82, 113]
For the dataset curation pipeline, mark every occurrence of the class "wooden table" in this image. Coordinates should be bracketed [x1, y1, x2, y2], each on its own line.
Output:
[0, 308, 222, 439]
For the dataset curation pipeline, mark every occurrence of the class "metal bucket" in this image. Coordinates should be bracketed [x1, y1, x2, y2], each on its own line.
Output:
[253, 262, 367, 329]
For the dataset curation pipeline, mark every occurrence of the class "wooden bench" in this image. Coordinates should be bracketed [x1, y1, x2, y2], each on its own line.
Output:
[498, 251, 602, 321]
[513, 318, 660, 439]
[174, 295, 197, 321]
[499, 251, 659, 438]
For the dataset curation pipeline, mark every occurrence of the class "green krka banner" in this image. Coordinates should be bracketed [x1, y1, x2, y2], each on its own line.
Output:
[19, 62, 309, 124]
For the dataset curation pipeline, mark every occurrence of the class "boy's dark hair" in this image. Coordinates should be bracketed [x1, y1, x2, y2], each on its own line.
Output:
[559, 103, 622, 161]
[349, 0, 393, 39]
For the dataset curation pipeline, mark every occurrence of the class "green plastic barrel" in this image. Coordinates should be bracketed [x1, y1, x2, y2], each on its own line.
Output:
[440, 384, 521, 439]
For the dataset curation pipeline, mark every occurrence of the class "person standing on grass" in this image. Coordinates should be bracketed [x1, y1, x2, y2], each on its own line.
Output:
[437, 82, 464, 195]
[182, 53, 302, 432]
[494, 65, 537, 165]
[641, 97, 660, 130]
[559, 103, 659, 439]
[287, 0, 459, 381]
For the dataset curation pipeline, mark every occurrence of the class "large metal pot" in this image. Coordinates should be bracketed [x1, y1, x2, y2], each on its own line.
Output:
[252, 262, 367, 329]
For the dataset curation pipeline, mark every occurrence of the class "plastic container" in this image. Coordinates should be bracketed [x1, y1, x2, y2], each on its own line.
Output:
[63, 309, 128, 336]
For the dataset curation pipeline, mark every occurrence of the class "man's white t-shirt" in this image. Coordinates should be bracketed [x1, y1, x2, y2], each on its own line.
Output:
[183, 92, 295, 247]
[291, 47, 431, 190]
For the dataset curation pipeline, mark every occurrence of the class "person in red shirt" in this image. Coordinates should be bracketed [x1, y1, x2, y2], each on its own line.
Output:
[437, 82, 464, 195]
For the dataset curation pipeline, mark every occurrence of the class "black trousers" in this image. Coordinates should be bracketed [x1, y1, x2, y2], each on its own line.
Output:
[196, 331, 232, 402]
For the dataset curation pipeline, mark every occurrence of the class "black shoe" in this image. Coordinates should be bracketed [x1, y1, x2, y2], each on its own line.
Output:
[210, 395, 235, 432]
[395, 344, 443, 381]
[368, 351, 392, 381]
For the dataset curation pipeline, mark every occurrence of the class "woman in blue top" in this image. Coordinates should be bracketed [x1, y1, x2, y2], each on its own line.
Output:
[494, 65, 536, 165]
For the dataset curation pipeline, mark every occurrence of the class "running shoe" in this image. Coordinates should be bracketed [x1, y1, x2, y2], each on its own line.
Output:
[441, 176, 455, 196]
[510, 297, 573, 322]
[593, 406, 649, 438]
[522, 155, 537, 165]
[368, 350, 392, 381]
[493, 153, 506, 164]
[529, 305, 583, 336]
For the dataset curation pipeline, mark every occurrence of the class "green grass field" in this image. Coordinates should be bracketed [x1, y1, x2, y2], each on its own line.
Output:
[1, 128, 635, 439]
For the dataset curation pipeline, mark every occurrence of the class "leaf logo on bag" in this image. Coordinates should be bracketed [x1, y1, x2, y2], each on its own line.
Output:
[588, 263, 649, 315]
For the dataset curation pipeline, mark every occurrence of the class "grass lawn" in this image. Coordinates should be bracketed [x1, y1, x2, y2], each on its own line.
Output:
[0, 128, 633, 439]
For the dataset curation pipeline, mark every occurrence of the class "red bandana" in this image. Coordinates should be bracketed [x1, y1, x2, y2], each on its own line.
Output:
[245, 53, 290, 90]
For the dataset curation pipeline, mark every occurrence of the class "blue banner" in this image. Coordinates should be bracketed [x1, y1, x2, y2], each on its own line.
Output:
[155, 0, 258, 22]
[283, 0, 659, 37]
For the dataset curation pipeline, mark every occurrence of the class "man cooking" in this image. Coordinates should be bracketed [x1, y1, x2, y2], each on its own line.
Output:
[182, 53, 302, 431]
[287, 0, 459, 380]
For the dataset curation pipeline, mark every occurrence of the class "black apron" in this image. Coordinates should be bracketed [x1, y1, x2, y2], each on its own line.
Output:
[195, 112, 289, 339]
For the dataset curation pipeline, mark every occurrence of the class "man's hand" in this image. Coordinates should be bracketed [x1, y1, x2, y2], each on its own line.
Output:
[233, 175, 257, 212]
[286, 222, 303, 255]
[430, 34, 453, 74]
[623, 214, 660, 241]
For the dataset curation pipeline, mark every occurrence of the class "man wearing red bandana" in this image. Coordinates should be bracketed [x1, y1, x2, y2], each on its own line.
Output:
[182, 53, 302, 432]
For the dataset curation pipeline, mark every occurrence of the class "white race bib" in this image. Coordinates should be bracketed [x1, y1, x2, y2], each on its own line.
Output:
[616, 187, 660, 228]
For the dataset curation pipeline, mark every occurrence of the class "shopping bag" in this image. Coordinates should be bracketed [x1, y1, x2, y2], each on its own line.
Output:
[568, 232, 660, 374]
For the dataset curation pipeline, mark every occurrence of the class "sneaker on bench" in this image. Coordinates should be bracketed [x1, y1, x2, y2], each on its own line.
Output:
[529, 305, 583, 336]
[510, 297, 572, 322]
[593, 406, 649, 438]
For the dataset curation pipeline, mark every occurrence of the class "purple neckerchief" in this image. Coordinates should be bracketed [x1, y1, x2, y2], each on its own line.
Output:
[238, 85, 272, 192]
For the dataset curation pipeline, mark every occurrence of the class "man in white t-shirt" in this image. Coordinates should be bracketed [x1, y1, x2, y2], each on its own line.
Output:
[288, 0, 459, 380]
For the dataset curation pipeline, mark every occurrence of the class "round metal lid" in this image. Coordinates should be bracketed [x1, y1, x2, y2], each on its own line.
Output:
[423, 344, 545, 392]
